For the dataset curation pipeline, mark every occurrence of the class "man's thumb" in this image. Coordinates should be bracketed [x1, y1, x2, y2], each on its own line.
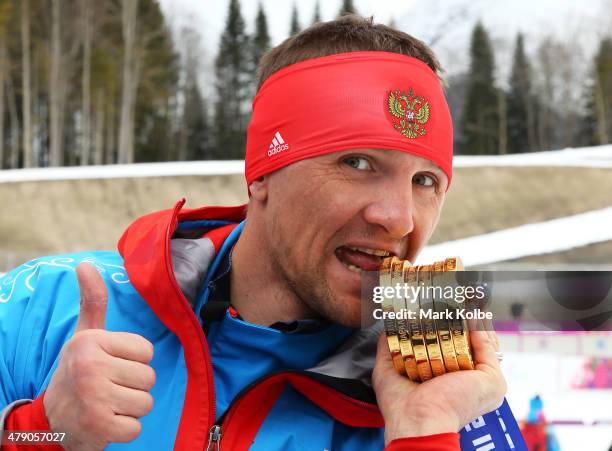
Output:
[75, 262, 108, 332]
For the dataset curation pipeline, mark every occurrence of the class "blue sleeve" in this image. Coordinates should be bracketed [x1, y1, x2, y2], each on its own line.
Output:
[0, 256, 83, 408]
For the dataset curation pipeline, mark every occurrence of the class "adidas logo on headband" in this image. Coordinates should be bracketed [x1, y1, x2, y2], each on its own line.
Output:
[267, 131, 290, 157]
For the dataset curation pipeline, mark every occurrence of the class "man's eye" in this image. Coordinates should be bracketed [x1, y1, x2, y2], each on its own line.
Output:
[343, 156, 372, 171]
[413, 173, 436, 187]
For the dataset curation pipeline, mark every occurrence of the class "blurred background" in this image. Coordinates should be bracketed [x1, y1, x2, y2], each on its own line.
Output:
[0, 0, 611, 449]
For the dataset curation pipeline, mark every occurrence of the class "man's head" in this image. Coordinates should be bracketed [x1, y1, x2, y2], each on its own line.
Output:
[256, 15, 442, 89]
[242, 15, 451, 327]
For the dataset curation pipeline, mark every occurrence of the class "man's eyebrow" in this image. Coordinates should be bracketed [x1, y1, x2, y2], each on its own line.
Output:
[421, 160, 444, 174]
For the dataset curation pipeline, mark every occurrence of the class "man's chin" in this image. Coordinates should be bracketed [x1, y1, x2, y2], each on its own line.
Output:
[316, 259, 372, 327]
[317, 290, 364, 328]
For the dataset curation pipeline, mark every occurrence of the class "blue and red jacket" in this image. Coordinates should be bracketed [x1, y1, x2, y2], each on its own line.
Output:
[0, 200, 524, 450]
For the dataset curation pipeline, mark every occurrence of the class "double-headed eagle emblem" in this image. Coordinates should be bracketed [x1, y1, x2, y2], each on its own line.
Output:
[387, 88, 430, 139]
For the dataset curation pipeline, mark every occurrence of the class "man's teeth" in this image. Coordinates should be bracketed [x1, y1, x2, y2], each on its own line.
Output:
[348, 246, 390, 257]
[346, 264, 362, 274]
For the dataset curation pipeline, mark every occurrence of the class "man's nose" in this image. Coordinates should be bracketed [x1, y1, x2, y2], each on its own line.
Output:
[362, 185, 415, 239]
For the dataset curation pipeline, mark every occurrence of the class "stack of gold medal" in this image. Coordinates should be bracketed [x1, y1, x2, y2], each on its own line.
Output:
[379, 256, 474, 382]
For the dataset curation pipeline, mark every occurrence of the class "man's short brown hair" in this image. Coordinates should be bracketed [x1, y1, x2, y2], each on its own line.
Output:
[257, 14, 442, 91]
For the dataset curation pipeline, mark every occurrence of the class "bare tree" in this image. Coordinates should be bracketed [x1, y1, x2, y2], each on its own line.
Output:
[0, 1, 7, 169]
[536, 34, 587, 149]
[118, 0, 139, 164]
[93, 89, 105, 165]
[81, 0, 94, 165]
[48, 0, 62, 166]
[6, 68, 19, 169]
[177, 27, 201, 161]
[21, 0, 33, 167]
[595, 74, 610, 144]
[105, 101, 116, 164]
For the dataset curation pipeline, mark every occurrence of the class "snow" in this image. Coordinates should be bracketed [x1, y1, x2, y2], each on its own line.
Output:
[1, 145, 611, 183]
[454, 145, 612, 169]
[0, 160, 244, 183]
[417, 206, 612, 267]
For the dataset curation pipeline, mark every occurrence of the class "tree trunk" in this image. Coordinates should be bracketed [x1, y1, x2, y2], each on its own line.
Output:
[21, 0, 33, 168]
[118, 0, 138, 164]
[93, 89, 105, 165]
[497, 89, 507, 155]
[106, 101, 116, 164]
[526, 95, 537, 151]
[6, 70, 19, 169]
[32, 43, 40, 165]
[595, 74, 609, 145]
[0, 37, 6, 168]
[178, 86, 188, 161]
[49, 0, 63, 166]
[81, 0, 93, 165]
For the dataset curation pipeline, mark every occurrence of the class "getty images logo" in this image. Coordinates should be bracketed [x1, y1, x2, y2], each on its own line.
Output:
[267, 131, 290, 157]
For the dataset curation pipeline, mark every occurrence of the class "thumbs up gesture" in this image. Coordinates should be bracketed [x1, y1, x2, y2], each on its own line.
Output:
[43, 263, 156, 450]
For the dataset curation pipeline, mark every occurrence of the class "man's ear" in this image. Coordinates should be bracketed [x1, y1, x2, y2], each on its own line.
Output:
[248, 176, 268, 202]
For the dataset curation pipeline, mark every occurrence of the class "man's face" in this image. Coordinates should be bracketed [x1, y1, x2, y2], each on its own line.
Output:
[257, 148, 448, 327]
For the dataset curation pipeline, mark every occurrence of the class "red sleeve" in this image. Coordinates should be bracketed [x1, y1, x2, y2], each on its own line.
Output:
[2, 391, 61, 450]
[385, 432, 460, 451]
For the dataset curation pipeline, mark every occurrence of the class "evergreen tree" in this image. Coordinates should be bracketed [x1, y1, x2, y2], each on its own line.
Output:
[214, 0, 250, 159]
[577, 76, 600, 146]
[184, 82, 210, 159]
[290, 3, 300, 36]
[507, 33, 536, 153]
[578, 38, 612, 146]
[338, 0, 357, 17]
[312, 1, 322, 24]
[459, 22, 499, 155]
[133, 0, 179, 162]
[252, 2, 270, 80]
[247, 2, 270, 101]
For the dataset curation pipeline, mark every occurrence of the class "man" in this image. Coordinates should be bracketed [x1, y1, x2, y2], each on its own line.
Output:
[0, 15, 523, 451]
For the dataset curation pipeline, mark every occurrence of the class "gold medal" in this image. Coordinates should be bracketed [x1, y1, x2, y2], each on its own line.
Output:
[418, 265, 446, 378]
[441, 257, 474, 370]
[444, 257, 459, 272]
[395, 260, 420, 381]
[432, 269, 460, 372]
[380, 257, 406, 375]
[405, 264, 430, 382]
[380, 256, 475, 379]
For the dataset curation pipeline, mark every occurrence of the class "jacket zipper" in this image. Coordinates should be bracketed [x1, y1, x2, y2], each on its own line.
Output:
[201, 374, 272, 450]
[165, 200, 217, 440]
[205, 424, 222, 451]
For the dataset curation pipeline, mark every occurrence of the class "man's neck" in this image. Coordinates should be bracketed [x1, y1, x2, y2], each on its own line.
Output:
[229, 220, 318, 327]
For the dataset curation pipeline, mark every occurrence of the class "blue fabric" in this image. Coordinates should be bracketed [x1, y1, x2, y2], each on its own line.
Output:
[0, 253, 186, 450]
[0, 223, 527, 450]
[194, 220, 244, 325]
[207, 310, 353, 419]
[175, 219, 235, 232]
[254, 386, 385, 450]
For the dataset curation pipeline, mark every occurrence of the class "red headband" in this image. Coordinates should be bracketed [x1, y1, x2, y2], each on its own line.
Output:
[245, 51, 453, 190]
